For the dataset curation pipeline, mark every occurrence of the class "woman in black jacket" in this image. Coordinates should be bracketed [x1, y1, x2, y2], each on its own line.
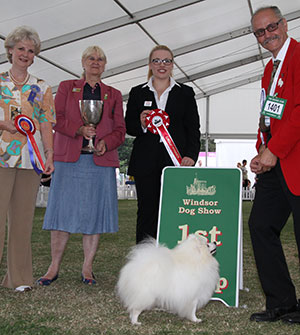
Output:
[125, 45, 201, 243]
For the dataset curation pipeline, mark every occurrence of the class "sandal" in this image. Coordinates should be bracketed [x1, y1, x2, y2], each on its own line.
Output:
[81, 273, 96, 285]
[36, 274, 59, 286]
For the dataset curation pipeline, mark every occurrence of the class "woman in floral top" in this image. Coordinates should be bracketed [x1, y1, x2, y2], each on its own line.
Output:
[0, 26, 55, 291]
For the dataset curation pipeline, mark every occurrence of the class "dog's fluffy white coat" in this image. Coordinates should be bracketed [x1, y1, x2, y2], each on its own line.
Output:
[116, 234, 219, 324]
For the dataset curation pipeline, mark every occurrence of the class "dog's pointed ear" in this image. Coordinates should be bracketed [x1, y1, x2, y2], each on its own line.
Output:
[194, 233, 208, 245]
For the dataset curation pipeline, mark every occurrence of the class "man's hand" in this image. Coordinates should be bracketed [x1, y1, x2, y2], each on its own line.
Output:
[250, 154, 264, 174]
[250, 147, 277, 174]
[260, 148, 277, 170]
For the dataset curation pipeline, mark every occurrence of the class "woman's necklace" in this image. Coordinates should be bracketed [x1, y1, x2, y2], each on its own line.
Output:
[9, 70, 30, 86]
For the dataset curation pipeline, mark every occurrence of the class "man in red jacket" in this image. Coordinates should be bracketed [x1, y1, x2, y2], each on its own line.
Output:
[248, 6, 300, 324]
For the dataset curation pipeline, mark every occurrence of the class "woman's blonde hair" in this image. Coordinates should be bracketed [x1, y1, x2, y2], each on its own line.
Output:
[147, 45, 174, 80]
[4, 26, 41, 64]
[81, 46, 107, 78]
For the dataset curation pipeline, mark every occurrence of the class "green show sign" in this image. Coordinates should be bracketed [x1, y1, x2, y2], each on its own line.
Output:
[157, 167, 242, 307]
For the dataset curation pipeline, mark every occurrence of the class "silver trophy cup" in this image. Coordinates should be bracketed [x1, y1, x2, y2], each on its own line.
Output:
[79, 100, 104, 152]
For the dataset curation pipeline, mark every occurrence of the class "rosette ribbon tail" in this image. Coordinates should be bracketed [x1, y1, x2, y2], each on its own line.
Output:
[14, 115, 45, 175]
[157, 125, 182, 166]
[26, 131, 45, 174]
[146, 109, 182, 166]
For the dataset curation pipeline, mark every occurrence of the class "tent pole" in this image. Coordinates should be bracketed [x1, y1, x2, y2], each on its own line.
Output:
[205, 96, 210, 167]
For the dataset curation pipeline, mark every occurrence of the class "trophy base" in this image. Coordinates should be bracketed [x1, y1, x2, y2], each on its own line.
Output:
[81, 146, 95, 153]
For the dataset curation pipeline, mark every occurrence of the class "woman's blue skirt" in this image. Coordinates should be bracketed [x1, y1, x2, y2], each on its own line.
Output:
[43, 155, 118, 234]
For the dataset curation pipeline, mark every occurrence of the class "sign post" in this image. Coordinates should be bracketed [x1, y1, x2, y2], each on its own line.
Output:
[157, 167, 242, 307]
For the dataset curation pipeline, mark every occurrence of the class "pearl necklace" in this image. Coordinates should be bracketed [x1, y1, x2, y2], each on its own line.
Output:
[9, 70, 30, 86]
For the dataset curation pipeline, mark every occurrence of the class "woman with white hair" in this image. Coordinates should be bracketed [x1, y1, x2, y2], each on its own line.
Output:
[37, 46, 125, 286]
[0, 26, 55, 291]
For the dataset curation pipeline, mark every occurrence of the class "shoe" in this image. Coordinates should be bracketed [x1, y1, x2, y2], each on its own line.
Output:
[15, 285, 32, 292]
[36, 274, 58, 286]
[281, 311, 300, 324]
[250, 304, 298, 322]
[81, 273, 96, 285]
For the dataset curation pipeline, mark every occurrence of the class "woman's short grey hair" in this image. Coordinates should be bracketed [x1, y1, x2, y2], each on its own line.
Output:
[4, 26, 41, 63]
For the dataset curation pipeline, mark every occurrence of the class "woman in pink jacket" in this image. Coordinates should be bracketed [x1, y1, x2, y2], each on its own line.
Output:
[37, 46, 125, 286]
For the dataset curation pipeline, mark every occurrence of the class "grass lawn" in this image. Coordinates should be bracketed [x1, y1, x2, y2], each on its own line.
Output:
[0, 200, 300, 334]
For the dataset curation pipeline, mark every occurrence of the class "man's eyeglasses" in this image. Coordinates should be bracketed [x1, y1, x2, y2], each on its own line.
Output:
[253, 18, 283, 38]
[151, 58, 173, 66]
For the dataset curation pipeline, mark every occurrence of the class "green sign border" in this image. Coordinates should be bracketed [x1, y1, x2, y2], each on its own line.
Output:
[157, 167, 242, 307]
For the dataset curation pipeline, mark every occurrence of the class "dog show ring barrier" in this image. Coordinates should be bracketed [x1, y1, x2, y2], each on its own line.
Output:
[36, 183, 137, 207]
[36, 181, 253, 208]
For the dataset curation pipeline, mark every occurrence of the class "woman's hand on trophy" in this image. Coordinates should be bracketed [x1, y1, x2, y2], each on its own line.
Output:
[77, 125, 96, 140]
[95, 139, 107, 156]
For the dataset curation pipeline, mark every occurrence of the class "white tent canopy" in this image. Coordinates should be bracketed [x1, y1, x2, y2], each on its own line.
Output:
[0, 0, 299, 140]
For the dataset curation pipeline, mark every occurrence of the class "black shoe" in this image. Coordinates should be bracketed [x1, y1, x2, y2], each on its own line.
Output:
[281, 311, 300, 324]
[250, 304, 298, 322]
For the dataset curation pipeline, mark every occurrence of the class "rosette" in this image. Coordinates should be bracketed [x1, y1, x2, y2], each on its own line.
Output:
[145, 109, 182, 166]
[14, 114, 45, 174]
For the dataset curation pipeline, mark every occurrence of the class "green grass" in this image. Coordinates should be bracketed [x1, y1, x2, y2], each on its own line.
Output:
[0, 200, 300, 334]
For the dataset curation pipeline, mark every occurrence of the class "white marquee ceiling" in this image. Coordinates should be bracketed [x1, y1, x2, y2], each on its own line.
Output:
[0, 0, 299, 139]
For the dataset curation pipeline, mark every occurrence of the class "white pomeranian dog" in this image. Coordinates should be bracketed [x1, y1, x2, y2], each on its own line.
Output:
[116, 234, 219, 325]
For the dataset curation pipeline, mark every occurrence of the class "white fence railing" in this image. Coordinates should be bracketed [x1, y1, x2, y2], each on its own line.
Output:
[36, 186, 50, 207]
[36, 184, 137, 208]
[242, 188, 255, 201]
[36, 184, 254, 208]
[117, 184, 137, 200]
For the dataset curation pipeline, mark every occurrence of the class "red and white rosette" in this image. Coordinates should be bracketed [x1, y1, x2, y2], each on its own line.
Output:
[14, 114, 45, 174]
[146, 109, 182, 166]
